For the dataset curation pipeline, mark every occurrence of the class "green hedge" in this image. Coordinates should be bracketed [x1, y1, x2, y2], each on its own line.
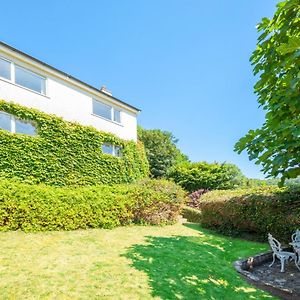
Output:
[182, 206, 202, 223]
[0, 179, 186, 232]
[0, 100, 149, 186]
[195, 187, 300, 242]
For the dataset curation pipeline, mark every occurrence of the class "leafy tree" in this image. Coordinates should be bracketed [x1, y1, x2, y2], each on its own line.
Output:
[168, 161, 246, 192]
[235, 0, 300, 185]
[138, 126, 188, 178]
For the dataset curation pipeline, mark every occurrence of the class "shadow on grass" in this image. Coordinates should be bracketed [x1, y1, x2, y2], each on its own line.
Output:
[124, 224, 273, 299]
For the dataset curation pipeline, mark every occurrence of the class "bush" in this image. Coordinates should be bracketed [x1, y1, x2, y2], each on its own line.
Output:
[196, 187, 300, 242]
[187, 189, 209, 209]
[168, 161, 245, 192]
[182, 207, 202, 223]
[0, 179, 186, 232]
[0, 100, 149, 186]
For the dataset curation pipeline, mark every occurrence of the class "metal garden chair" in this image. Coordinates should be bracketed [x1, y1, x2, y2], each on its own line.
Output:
[290, 230, 300, 265]
[268, 233, 299, 272]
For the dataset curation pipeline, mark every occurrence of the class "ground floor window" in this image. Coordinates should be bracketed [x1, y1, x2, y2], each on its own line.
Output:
[0, 111, 37, 136]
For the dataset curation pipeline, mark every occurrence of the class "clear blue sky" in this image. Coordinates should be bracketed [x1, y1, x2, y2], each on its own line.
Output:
[1, 0, 279, 178]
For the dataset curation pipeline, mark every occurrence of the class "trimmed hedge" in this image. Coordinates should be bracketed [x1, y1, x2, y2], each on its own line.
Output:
[0, 100, 149, 186]
[0, 179, 186, 232]
[194, 187, 300, 242]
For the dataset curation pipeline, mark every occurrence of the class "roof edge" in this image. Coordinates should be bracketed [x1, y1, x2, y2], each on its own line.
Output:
[0, 41, 141, 112]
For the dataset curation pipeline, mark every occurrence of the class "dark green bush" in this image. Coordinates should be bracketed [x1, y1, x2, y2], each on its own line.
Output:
[168, 162, 245, 192]
[0, 100, 149, 186]
[0, 179, 186, 232]
[197, 187, 300, 242]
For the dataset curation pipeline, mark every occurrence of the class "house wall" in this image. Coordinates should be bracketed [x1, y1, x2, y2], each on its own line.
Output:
[0, 45, 138, 141]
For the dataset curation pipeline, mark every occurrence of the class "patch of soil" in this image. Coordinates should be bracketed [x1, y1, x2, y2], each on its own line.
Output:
[235, 251, 300, 300]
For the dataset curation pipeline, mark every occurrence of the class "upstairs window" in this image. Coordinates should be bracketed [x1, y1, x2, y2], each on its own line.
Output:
[101, 144, 122, 157]
[93, 100, 111, 120]
[0, 57, 11, 80]
[0, 56, 46, 95]
[93, 99, 122, 124]
[113, 109, 121, 123]
[15, 66, 46, 95]
[0, 111, 37, 136]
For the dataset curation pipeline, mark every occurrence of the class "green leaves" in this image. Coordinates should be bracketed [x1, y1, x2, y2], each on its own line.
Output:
[138, 127, 188, 179]
[277, 36, 300, 55]
[235, 0, 300, 184]
[0, 178, 186, 232]
[167, 161, 246, 192]
[0, 100, 149, 186]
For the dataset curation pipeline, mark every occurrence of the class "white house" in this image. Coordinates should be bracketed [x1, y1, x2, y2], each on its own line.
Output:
[0, 41, 140, 143]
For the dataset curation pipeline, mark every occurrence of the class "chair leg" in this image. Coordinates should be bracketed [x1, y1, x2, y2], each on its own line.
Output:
[295, 258, 300, 271]
[269, 253, 276, 267]
[280, 258, 285, 272]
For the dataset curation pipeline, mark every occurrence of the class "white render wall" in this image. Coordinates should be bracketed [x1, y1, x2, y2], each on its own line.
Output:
[0, 47, 138, 141]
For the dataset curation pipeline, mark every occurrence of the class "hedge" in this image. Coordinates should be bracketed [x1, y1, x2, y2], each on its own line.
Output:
[0, 100, 149, 186]
[0, 179, 186, 232]
[191, 187, 300, 242]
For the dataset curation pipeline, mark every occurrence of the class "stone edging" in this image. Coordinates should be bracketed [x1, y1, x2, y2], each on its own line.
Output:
[234, 250, 300, 300]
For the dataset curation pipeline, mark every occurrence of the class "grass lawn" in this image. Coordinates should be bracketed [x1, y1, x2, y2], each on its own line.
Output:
[0, 223, 275, 299]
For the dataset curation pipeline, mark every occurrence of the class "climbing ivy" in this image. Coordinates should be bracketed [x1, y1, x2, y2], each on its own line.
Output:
[0, 100, 149, 186]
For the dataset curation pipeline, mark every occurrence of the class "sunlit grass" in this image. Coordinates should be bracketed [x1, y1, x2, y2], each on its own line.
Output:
[0, 223, 275, 299]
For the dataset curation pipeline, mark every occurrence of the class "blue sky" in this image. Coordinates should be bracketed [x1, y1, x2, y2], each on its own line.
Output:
[1, 0, 279, 178]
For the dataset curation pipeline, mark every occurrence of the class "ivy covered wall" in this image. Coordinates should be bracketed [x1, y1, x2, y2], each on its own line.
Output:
[0, 100, 149, 186]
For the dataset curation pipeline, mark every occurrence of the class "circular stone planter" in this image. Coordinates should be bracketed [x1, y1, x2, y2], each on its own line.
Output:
[234, 250, 300, 300]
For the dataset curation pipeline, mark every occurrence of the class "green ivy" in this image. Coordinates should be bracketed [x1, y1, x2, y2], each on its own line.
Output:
[0, 100, 149, 186]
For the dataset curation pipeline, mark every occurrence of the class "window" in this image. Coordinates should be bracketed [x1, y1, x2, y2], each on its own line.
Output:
[0, 57, 11, 80]
[0, 111, 11, 131]
[101, 144, 122, 157]
[15, 66, 46, 95]
[93, 100, 111, 120]
[93, 99, 122, 124]
[102, 144, 114, 155]
[15, 119, 36, 135]
[114, 146, 122, 157]
[0, 56, 46, 95]
[113, 109, 121, 123]
[0, 111, 36, 136]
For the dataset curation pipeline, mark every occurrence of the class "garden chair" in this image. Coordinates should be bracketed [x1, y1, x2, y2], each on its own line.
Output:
[268, 233, 299, 272]
[291, 230, 300, 265]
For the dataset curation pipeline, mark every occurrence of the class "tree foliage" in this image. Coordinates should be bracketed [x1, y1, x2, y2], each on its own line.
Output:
[138, 127, 188, 178]
[168, 161, 246, 192]
[235, 0, 300, 185]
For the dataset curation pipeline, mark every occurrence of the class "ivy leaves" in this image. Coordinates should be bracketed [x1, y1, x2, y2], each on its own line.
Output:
[235, 0, 300, 185]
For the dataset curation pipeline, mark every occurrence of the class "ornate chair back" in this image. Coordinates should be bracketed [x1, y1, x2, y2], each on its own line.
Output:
[292, 230, 300, 243]
[268, 233, 282, 255]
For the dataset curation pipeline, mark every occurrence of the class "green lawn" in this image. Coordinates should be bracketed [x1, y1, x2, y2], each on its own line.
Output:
[0, 223, 275, 299]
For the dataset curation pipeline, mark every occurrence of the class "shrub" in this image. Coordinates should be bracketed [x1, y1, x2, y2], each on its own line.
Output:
[0, 100, 149, 186]
[0, 179, 186, 232]
[187, 189, 209, 209]
[182, 207, 202, 223]
[168, 161, 246, 192]
[197, 187, 300, 242]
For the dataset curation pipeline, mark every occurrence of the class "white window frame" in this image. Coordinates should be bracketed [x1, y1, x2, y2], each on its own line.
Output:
[101, 143, 122, 157]
[0, 111, 37, 136]
[0, 56, 12, 81]
[0, 55, 47, 96]
[92, 99, 122, 125]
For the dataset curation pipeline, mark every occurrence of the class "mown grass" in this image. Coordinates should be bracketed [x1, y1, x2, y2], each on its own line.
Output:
[0, 223, 275, 299]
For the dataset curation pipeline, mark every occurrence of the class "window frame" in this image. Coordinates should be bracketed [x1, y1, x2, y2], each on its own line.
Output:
[0, 56, 47, 96]
[92, 99, 122, 125]
[101, 143, 122, 157]
[0, 111, 37, 136]
[0, 56, 12, 81]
